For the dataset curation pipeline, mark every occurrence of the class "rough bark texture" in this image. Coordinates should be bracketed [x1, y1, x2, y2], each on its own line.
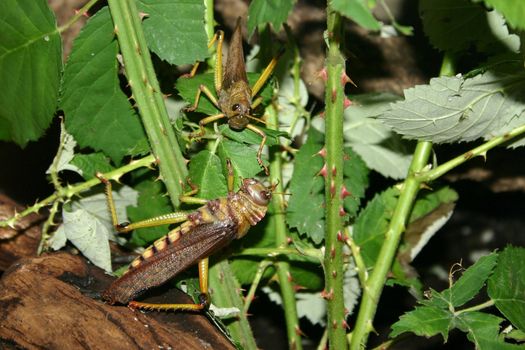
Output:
[0, 251, 236, 349]
[0, 194, 42, 270]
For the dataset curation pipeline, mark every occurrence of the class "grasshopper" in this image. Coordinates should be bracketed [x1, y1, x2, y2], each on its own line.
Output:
[185, 17, 281, 175]
[98, 163, 272, 311]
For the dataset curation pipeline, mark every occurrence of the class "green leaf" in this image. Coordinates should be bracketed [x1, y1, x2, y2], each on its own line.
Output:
[177, 72, 274, 116]
[390, 305, 451, 340]
[475, 0, 525, 31]
[136, 0, 208, 65]
[60, 8, 147, 163]
[286, 128, 325, 244]
[217, 140, 265, 184]
[343, 147, 370, 218]
[53, 186, 138, 272]
[353, 187, 399, 267]
[456, 312, 524, 349]
[188, 150, 228, 200]
[247, 0, 294, 34]
[330, 0, 381, 31]
[409, 187, 459, 222]
[219, 125, 288, 147]
[70, 153, 114, 180]
[420, 0, 520, 53]
[0, 0, 62, 146]
[488, 246, 525, 331]
[379, 68, 525, 144]
[127, 177, 173, 246]
[344, 93, 413, 179]
[442, 253, 498, 308]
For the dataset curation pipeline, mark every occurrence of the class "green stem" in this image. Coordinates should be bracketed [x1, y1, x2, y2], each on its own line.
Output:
[418, 123, 525, 183]
[57, 0, 99, 33]
[268, 104, 303, 349]
[324, 8, 347, 349]
[349, 141, 432, 350]
[0, 155, 156, 228]
[107, 1, 187, 208]
[243, 260, 272, 313]
[235, 247, 322, 262]
[455, 299, 494, 315]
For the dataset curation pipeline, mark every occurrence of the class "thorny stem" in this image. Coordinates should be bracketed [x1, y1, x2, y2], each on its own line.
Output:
[268, 104, 303, 350]
[345, 228, 368, 287]
[324, 8, 347, 349]
[236, 247, 322, 262]
[349, 54, 456, 350]
[243, 260, 272, 314]
[0, 155, 156, 229]
[107, 0, 188, 207]
[349, 141, 432, 350]
[57, 0, 99, 33]
[38, 200, 60, 254]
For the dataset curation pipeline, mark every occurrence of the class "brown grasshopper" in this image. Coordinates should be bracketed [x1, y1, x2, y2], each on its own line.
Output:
[98, 164, 272, 311]
[185, 17, 281, 175]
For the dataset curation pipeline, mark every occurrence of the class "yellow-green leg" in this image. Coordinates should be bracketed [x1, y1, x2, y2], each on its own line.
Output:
[246, 124, 268, 175]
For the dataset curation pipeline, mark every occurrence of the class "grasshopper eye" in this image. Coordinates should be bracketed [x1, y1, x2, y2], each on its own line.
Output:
[232, 103, 241, 112]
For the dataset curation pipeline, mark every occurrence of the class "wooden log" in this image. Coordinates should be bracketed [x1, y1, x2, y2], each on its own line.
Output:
[0, 194, 42, 271]
[0, 252, 235, 350]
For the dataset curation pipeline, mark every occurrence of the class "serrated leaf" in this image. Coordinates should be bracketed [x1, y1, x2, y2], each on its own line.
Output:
[442, 253, 498, 308]
[344, 93, 413, 179]
[390, 305, 451, 340]
[353, 187, 399, 267]
[343, 147, 369, 218]
[60, 8, 147, 163]
[217, 140, 265, 183]
[475, 0, 525, 31]
[247, 0, 294, 34]
[46, 123, 80, 175]
[177, 72, 274, 116]
[286, 128, 325, 243]
[0, 0, 62, 146]
[219, 124, 288, 147]
[330, 0, 381, 31]
[488, 246, 525, 331]
[136, 0, 208, 65]
[55, 186, 138, 271]
[189, 150, 228, 199]
[420, 0, 520, 53]
[126, 178, 173, 246]
[456, 312, 524, 349]
[70, 152, 114, 180]
[379, 69, 525, 144]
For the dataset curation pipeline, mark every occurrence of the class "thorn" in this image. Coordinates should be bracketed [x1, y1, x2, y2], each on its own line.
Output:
[319, 111, 325, 119]
[331, 88, 337, 103]
[286, 237, 293, 245]
[340, 185, 351, 199]
[343, 97, 352, 109]
[138, 12, 149, 20]
[293, 284, 306, 292]
[332, 270, 337, 278]
[316, 163, 328, 178]
[287, 271, 293, 282]
[74, 9, 90, 18]
[154, 157, 161, 165]
[316, 147, 327, 158]
[332, 320, 338, 329]
[330, 180, 336, 197]
[317, 67, 328, 81]
[295, 325, 306, 336]
[337, 231, 347, 242]
[330, 245, 336, 258]
[113, 25, 119, 35]
[331, 165, 337, 177]
[342, 319, 350, 330]
[341, 72, 357, 87]
[339, 206, 346, 216]
[320, 289, 334, 300]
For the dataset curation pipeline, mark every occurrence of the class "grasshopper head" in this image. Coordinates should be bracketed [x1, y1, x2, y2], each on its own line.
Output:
[228, 103, 251, 130]
[241, 178, 271, 206]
